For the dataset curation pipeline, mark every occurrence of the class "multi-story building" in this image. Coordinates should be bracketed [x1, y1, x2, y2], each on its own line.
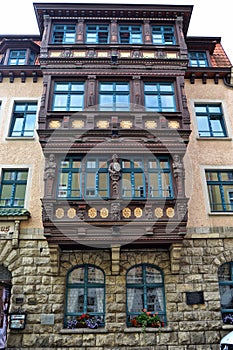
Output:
[0, 2, 232, 349]
[0, 34, 43, 349]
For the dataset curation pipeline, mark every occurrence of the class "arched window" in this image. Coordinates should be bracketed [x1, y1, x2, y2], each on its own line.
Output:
[126, 264, 166, 326]
[218, 262, 233, 323]
[65, 265, 105, 328]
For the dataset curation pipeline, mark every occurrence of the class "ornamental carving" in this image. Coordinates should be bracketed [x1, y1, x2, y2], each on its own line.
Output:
[108, 154, 121, 198]
[122, 207, 131, 219]
[88, 208, 97, 219]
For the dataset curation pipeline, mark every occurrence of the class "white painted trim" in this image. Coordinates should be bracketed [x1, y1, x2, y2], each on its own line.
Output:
[189, 98, 232, 139]
[0, 164, 33, 210]
[200, 165, 233, 215]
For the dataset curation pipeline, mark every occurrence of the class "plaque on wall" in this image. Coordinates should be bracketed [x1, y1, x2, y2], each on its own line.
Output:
[9, 313, 26, 330]
[186, 291, 204, 305]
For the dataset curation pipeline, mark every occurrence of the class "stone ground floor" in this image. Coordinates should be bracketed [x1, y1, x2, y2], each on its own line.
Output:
[1, 227, 233, 349]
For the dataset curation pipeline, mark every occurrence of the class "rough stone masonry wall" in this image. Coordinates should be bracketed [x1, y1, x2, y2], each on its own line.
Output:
[3, 232, 233, 350]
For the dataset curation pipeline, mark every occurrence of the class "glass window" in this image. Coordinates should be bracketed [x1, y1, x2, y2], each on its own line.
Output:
[121, 159, 145, 199]
[58, 158, 81, 198]
[52, 24, 76, 44]
[119, 25, 142, 44]
[52, 82, 84, 111]
[189, 51, 208, 67]
[86, 24, 109, 44]
[148, 157, 173, 198]
[85, 159, 109, 198]
[126, 264, 166, 326]
[205, 170, 233, 212]
[195, 103, 227, 137]
[0, 169, 28, 207]
[65, 265, 105, 328]
[144, 83, 176, 112]
[152, 26, 175, 45]
[218, 262, 233, 324]
[99, 82, 130, 111]
[9, 102, 37, 137]
[8, 50, 27, 65]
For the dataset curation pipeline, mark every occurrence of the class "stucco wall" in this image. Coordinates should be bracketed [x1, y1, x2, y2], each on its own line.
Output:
[0, 77, 44, 229]
[184, 79, 233, 228]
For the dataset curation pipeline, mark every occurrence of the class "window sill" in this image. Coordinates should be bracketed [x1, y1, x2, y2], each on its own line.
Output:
[209, 212, 233, 216]
[196, 137, 232, 141]
[59, 328, 108, 334]
[124, 326, 172, 333]
[5, 137, 35, 141]
[222, 324, 233, 330]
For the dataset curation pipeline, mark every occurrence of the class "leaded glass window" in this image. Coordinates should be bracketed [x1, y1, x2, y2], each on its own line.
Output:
[65, 265, 105, 327]
[126, 264, 166, 325]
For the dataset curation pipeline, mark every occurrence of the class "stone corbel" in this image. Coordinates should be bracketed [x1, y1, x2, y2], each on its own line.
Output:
[48, 244, 60, 275]
[12, 220, 20, 248]
[111, 245, 120, 275]
[169, 243, 183, 274]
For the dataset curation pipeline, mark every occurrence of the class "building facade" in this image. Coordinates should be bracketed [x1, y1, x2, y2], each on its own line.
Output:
[0, 3, 232, 349]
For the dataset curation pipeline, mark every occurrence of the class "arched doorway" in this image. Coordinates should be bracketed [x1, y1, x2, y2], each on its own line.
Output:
[0, 266, 11, 350]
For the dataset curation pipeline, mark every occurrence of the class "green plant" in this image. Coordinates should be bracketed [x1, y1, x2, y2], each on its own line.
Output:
[131, 309, 164, 332]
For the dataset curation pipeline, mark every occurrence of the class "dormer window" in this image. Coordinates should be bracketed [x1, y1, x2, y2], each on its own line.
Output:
[188, 51, 208, 67]
[8, 50, 26, 65]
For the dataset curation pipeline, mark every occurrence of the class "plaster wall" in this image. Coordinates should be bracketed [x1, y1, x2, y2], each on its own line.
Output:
[184, 79, 233, 228]
[0, 77, 44, 229]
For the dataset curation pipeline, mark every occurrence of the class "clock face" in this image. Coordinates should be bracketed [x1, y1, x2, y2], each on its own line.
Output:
[113, 162, 121, 172]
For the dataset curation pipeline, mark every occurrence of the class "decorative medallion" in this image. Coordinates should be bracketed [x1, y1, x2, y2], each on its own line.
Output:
[145, 120, 157, 129]
[88, 208, 97, 219]
[97, 120, 109, 129]
[168, 120, 180, 129]
[120, 120, 132, 129]
[72, 120, 85, 129]
[134, 207, 143, 218]
[122, 207, 131, 218]
[49, 120, 61, 129]
[67, 208, 76, 219]
[154, 207, 163, 218]
[55, 208, 64, 219]
[100, 208, 109, 218]
[166, 207, 175, 218]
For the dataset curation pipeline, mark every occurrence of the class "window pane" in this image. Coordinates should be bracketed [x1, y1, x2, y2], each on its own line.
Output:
[147, 287, 164, 312]
[219, 285, 233, 309]
[127, 266, 142, 283]
[88, 266, 104, 283]
[67, 288, 84, 313]
[87, 288, 104, 313]
[68, 267, 85, 283]
[127, 288, 143, 313]
[146, 266, 162, 283]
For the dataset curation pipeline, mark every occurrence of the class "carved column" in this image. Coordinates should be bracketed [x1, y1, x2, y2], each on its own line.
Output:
[172, 154, 185, 198]
[132, 76, 142, 106]
[176, 76, 190, 129]
[108, 154, 121, 199]
[176, 17, 188, 59]
[44, 154, 57, 198]
[77, 20, 84, 43]
[110, 20, 118, 43]
[40, 15, 51, 58]
[143, 20, 152, 44]
[86, 75, 96, 108]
